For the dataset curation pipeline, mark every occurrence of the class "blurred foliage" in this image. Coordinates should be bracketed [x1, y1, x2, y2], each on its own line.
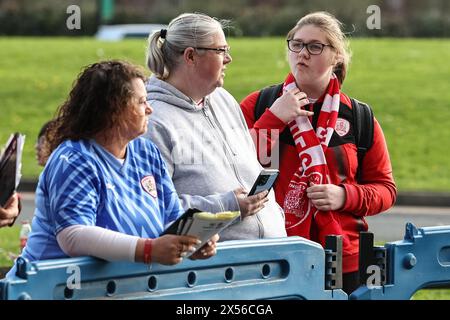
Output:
[0, 0, 98, 36]
[0, 0, 449, 37]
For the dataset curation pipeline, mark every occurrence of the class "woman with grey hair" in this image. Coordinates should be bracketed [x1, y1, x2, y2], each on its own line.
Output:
[144, 13, 303, 241]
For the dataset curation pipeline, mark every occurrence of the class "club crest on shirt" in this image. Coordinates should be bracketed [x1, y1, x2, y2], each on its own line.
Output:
[141, 175, 157, 198]
[335, 118, 350, 137]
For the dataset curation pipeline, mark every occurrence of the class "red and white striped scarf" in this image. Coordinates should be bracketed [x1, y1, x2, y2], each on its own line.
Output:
[283, 73, 347, 247]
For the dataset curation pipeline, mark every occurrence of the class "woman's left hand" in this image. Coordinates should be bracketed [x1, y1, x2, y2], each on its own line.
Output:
[0, 193, 20, 228]
[306, 183, 346, 211]
[190, 234, 219, 260]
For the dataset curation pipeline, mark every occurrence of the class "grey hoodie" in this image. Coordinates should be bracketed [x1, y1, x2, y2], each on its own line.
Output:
[145, 76, 286, 241]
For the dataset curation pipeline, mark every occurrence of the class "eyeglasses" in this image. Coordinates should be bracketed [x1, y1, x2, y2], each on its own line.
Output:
[195, 46, 231, 56]
[287, 40, 333, 55]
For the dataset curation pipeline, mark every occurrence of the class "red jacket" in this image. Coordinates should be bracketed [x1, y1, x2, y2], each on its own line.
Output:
[240, 90, 397, 273]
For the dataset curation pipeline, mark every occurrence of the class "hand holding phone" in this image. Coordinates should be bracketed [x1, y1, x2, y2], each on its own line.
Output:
[248, 169, 279, 196]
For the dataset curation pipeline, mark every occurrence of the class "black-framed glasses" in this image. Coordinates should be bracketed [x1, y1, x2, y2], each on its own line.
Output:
[287, 39, 333, 55]
[195, 46, 231, 56]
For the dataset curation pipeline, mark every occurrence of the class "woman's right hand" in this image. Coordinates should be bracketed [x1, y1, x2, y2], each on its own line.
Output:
[150, 234, 201, 265]
[269, 87, 313, 123]
[233, 187, 269, 219]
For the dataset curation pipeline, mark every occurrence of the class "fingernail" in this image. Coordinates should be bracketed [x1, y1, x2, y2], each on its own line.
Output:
[180, 252, 187, 257]
[196, 240, 202, 245]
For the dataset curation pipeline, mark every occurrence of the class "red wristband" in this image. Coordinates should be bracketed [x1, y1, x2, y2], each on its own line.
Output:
[143, 239, 153, 264]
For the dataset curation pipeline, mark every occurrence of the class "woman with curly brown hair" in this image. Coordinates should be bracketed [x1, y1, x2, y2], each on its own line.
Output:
[6, 60, 217, 278]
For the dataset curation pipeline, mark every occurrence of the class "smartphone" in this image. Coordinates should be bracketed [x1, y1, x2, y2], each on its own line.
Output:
[248, 169, 280, 196]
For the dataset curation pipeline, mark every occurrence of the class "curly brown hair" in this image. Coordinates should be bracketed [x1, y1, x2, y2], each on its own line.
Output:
[45, 60, 147, 159]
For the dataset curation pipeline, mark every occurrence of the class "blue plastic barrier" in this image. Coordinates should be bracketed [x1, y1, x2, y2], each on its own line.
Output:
[0, 237, 347, 300]
[350, 223, 450, 300]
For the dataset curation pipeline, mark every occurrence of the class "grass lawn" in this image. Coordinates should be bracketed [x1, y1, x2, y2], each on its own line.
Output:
[412, 289, 450, 300]
[0, 225, 20, 269]
[0, 37, 450, 191]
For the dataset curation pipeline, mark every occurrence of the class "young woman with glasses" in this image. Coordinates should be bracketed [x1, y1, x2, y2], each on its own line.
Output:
[240, 12, 396, 294]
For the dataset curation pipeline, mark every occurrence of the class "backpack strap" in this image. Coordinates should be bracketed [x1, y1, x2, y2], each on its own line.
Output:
[254, 83, 284, 120]
[255, 88, 374, 182]
[351, 98, 374, 182]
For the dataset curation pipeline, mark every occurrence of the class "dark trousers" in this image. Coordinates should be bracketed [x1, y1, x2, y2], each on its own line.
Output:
[343, 271, 360, 295]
